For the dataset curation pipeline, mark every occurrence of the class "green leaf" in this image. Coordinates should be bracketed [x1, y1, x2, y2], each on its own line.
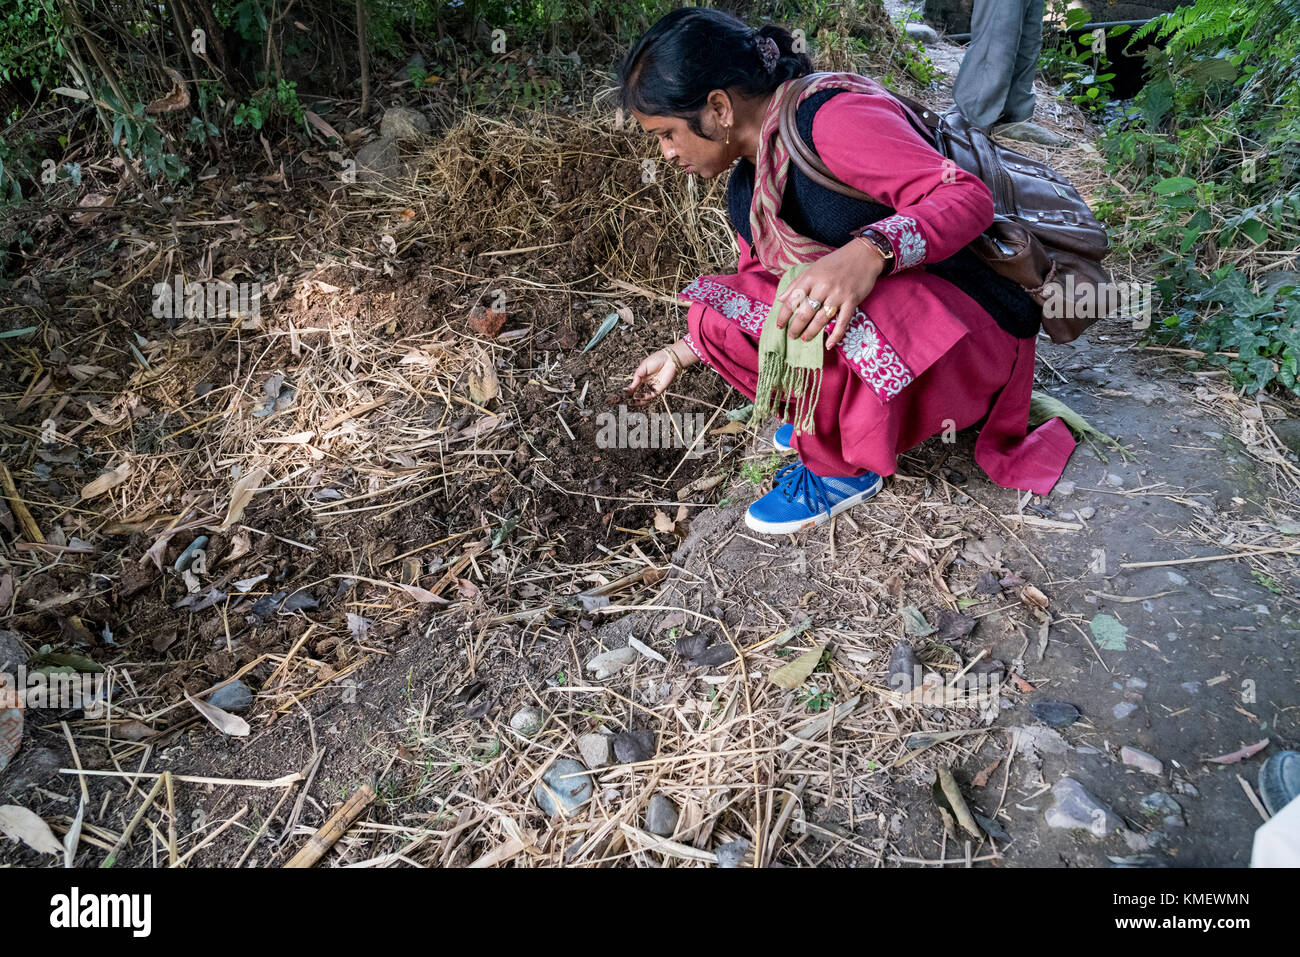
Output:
[1154, 176, 1196, 195]
[901, 605, 936, 637]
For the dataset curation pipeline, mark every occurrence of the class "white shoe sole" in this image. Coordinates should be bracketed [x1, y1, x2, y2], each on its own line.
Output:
[744, 474, 883, 535]
[773, 435, 793, 452]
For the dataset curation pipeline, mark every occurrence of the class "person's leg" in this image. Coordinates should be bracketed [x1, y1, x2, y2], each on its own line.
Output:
[952, 0, 1026, 130]
[991, 0, 1069, 145]
[1002, 0, 1045, 124]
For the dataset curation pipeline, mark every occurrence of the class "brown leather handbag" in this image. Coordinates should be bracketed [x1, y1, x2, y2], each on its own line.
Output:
[777, 73, 1115, 343]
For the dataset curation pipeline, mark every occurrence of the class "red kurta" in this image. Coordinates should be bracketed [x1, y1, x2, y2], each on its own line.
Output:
[679, 88, 1075, 495]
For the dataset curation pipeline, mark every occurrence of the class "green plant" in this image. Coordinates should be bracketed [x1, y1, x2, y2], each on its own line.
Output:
[1097, 0, 1300, 397]
[741, 453, 783, 486]
[1039, 5, 1117, 113]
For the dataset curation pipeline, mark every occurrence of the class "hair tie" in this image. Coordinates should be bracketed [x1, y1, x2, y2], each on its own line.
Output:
[756, 35, 780, 73]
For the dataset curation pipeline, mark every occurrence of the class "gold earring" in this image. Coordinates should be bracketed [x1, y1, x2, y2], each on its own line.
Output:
[725, 124, 731, 146]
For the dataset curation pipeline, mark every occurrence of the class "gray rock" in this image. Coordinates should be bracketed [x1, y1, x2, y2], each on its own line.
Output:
[1112, 701, 1139, 720]
[0, 746, 59, 793]
[1120, 745, 1164, 776]
[577, 732, 612, 769]
[1172, 776, 1199, 797]
[379, 106, 430, 142]
[355, 137, 400, 185]
[1141, 792, 1185, 827]
[645, 794, 679, 837]
[1045, 777, 1125, 837]
[1077, 506, 1096, 520]
[533, 759, 593, 817]
[612, 729, 654, 764]
[1125, 677, 1148, 691]
[586, 645, 638, 679]
[1104, 473, 1125, 488]
[1271, 418, 1300, 457]
[1180, 681, 1201, 695]
[715, 837, 752, 868]
[904, 22, 939, 43]
[1030, 700, 1080, 729]
[208, 680, 253, 713]
[888, 641, 918, 693]
[509, 706, 545, 736]
[0, 630, 28, 671]
[1166, 570, 1189, 587]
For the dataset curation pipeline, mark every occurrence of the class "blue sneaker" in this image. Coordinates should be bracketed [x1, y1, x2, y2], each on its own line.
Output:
[773, 423, 795, 452]
[745, 461, 882, 535]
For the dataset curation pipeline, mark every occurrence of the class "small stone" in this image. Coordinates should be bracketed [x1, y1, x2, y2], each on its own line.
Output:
[577, 733, 612, 769]
[1030, 700, 1081, 729]
[1125, 677, 1148, 691]
[612, 729, 654, 764]
[1104, 473, 1125, 488]
[378, 106, 430, 142]
[586, 645, 638, 679]
[1112, 701, 1139, 720]
[0, 630, 28, 671]
[1054, 479, 1076, 497]
[1141, 792, 1185, 827]
[355, 137, 399, 185]
[1077, 506, 1097, 520]
[887, 641, 918, 693]
[533, 759, 594, 817]
[509, 706, 545, 736]
[1121, 746, 1164, 776]
[1166, 570, 1189, 587]
[645, 794, 679, 836]
[1172, 776, 1199, 797]
[904, 22, 939, 43]
[1044, 777, 1124, 837]
[1180, 681, 1201, 695]
[466, 306, 507, 339]
[715, 838, 752, 868]
[208, 680, 252, 713]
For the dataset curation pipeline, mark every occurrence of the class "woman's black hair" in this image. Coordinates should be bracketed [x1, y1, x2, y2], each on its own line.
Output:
[618, 7, 813, 137]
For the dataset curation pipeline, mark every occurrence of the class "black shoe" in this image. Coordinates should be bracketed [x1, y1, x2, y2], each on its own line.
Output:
[1258, 750, 1300, 816]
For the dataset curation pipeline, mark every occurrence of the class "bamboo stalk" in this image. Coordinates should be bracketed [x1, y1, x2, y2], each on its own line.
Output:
[283, 784, 376, 868]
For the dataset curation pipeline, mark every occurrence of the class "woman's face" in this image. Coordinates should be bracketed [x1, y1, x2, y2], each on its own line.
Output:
[631, 107, 730, 179]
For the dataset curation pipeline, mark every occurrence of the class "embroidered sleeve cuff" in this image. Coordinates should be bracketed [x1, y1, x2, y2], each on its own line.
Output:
[866, 214, 928, 270]
[681, 332, 710, 367]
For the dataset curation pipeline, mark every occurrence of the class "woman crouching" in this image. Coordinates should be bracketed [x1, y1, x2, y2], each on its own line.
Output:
[618, 7, 1075, 535]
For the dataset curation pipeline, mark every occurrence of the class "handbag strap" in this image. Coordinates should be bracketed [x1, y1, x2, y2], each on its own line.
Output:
[776, 73, 944, 205]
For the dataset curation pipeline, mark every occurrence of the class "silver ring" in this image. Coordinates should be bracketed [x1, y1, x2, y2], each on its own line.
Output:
[805, 298, 822, 312]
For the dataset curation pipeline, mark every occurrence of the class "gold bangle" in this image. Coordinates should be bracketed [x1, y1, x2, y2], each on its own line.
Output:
[662, 346, 685, 373]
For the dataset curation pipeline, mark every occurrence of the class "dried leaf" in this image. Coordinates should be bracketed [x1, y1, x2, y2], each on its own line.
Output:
[80, 460, 131, 500]
[467, 366, 499, 404]
[0, 805, 63, 855]
[1022, 585, 1050, 609]
[220, 467, 265, 530]
[628, 635, 667, 663]
[769, 643, 824, 690]
[304, 110, 342, 143]
[1204, 738, 1270, 765]
[64, 798, 85, 867]
[146, 67, 191, 114]
[184, 692, 250, 737]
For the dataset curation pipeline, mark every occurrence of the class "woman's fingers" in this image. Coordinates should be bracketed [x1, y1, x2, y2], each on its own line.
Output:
[825, 310, 853, 349]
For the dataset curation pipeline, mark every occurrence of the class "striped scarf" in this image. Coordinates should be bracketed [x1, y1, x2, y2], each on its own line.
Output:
[750, 71, 892, 273]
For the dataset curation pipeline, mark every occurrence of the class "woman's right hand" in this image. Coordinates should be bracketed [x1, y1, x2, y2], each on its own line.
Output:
[625, 348, 679, 406]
